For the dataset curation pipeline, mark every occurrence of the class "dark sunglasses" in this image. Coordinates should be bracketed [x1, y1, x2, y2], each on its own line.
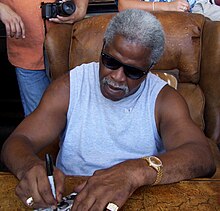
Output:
[101, 51, 153, 80]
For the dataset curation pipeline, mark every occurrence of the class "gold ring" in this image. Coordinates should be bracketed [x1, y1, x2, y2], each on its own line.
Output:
[26, 196, 34, 206]
[106, 202, 119, 211]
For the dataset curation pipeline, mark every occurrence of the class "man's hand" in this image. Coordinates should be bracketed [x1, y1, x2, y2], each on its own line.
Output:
[15, 161, 65, 209]
[168, 0, 190, 12]
[71, 159, 145, 211]
[0, 3, 25, 38]
[49, 0, 88, 24]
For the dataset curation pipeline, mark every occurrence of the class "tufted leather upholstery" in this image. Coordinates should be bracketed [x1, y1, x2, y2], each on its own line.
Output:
[44, 11, 220, 177]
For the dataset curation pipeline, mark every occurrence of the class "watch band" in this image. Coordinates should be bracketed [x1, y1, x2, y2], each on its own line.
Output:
[152, 166, 163, 185]
[142, 156, 163, 186]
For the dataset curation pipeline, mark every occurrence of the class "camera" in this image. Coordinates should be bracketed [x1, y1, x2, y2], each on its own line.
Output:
[41, 1, 76, 19]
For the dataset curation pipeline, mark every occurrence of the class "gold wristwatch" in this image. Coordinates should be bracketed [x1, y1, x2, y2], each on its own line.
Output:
[142, 156, 163, 185]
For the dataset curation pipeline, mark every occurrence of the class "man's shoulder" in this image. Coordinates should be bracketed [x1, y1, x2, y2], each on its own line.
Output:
[69, 62, 99, 78]
[71, 62, 99, 71]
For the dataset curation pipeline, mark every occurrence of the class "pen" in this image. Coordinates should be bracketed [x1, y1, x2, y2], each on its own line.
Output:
[45, 154, 56, 199]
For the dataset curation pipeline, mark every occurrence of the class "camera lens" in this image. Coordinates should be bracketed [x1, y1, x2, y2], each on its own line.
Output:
[62, 1, 76, 16]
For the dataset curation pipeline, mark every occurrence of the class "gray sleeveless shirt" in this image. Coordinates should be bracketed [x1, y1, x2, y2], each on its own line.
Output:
[56, 62, 167, 176]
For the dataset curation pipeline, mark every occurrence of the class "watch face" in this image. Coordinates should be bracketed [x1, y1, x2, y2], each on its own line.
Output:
[149, 156, 162, 167]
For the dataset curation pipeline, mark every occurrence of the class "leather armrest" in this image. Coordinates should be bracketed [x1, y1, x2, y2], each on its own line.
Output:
[44, 24, 73, 80]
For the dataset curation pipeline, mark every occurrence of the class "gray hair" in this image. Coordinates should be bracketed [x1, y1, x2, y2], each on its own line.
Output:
[104, 9, 165, 64]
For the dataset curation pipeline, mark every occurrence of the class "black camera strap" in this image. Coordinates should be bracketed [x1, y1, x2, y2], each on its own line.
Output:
[42, 14, 50, 80]
[40, 2, 48, 35]
[43, 19, 48, 35]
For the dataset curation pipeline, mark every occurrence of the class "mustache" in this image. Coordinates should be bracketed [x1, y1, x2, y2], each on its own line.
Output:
[102, 77, 129, 94]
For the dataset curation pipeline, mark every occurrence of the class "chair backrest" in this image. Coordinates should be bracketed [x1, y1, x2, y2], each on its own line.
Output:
[45, 12, 220, 173]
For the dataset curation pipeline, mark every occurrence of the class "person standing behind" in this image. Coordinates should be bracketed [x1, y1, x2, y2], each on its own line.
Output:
[0, 0, 89, 116]
[192, 0, 220, 20]
[116, 0, 193, 13]
[116, 0, 220, 21]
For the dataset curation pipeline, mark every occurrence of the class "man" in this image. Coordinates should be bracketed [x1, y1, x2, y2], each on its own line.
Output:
[116, 0, 220, 21]
[1, 9, 215, 211]
[0, 0, 88, 116]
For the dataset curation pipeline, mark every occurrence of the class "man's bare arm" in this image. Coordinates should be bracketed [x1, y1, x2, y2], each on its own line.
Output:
[0, 74, 70, 208]
[154, 85, 215, 184]
[117, 0, 190, 12]
[1, 73, 69, 178]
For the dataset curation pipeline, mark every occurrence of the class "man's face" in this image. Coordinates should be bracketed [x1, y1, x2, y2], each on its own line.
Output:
[99, 35, 153, 101]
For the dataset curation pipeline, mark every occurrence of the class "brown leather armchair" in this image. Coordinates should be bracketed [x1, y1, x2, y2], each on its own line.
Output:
[44, 11, 220, 178]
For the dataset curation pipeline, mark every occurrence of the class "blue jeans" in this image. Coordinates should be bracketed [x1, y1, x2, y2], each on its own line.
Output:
[16, 67, 50, 116]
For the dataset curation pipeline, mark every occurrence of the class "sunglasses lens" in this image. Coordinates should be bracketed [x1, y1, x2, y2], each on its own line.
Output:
[101, 52, 148, 80]
[102, 53, 120, 70]
[124, 66, 144, 80]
